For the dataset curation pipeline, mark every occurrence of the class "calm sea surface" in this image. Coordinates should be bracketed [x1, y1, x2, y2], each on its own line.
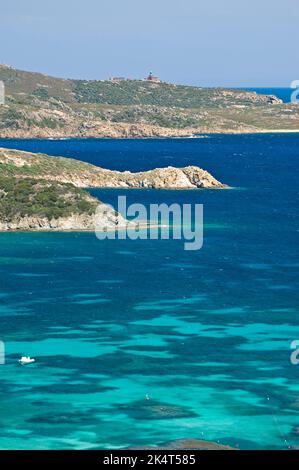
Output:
[0, 135, 298, 449]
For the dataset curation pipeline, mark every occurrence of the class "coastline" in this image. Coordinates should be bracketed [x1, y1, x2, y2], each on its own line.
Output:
[253, 129, 299, 133]
[0, 147, 227, 232]
[0, 222, 167, 234]
[0, 129, 298, 140]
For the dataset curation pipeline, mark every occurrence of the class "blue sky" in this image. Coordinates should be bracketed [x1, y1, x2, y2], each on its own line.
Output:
[1, 0, 298, 86]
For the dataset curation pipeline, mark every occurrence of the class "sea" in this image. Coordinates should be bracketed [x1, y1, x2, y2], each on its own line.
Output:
[0, 132, 298, 450]
[237, 87, 294, 103]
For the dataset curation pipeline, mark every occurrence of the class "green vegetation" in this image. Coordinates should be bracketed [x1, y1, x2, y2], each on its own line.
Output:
[0, 149, 95, 179]
[2, 65, 273, 108]
[0, 64, 298, 135]
[73, 80, 272, 108]
[33, 87, 49, 99]
[0, 176, 98, 220]
[0, 108, 23, 129]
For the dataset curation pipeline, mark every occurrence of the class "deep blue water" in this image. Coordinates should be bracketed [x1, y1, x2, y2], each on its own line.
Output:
[238, 88, 294, 103]
[0, 135, 298, 449]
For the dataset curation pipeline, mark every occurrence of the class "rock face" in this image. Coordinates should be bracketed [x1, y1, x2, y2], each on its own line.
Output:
[0, 148, 227, 189]
[0, 213, 93, 231]
[0, 210, 127, 232]
[0, 122, 198, 139]
[77, 165, 226, 189]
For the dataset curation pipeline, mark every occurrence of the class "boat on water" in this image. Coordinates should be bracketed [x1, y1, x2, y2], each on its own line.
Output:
[18, 356, 35, 365]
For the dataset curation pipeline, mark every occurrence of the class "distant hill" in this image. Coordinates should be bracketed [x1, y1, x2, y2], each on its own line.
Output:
[0, 64, 281, 107]
[0, 64, 298, 137]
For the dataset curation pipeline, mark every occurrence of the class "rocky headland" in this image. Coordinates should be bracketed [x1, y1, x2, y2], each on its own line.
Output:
[0, 64, 298, 138]
[0, 148, 226, 190]
[0, 148, 227, 231]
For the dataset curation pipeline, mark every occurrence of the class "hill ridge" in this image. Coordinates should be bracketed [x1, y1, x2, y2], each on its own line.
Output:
[0, 65, 298, 137]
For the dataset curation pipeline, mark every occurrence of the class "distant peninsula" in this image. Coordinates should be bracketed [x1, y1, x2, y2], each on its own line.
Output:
[0, 64, 298, 138]
[0, 148, 226, 231]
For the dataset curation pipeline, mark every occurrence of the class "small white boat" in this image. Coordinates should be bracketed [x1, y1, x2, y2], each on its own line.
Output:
[18, 356, 35, 365]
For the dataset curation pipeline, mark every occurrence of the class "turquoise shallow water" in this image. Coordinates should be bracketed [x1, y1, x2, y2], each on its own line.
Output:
[0, 135, 298, 449]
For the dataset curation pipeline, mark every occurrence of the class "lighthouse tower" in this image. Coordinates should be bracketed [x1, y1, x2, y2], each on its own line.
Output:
[146, 72, 161, 83]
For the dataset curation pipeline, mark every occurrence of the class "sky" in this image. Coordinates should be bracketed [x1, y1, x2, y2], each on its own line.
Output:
[1, 0, 298, 86]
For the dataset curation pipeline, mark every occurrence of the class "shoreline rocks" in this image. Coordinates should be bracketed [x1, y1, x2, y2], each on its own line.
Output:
[0, 148, 227, 190]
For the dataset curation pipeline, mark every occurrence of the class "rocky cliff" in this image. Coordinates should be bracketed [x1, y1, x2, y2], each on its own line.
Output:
[0, 148, 226, 189]
[0, 208, 128, 232]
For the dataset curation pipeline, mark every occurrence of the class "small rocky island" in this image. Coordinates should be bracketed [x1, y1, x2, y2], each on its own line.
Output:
[0, 148, 227, 231]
